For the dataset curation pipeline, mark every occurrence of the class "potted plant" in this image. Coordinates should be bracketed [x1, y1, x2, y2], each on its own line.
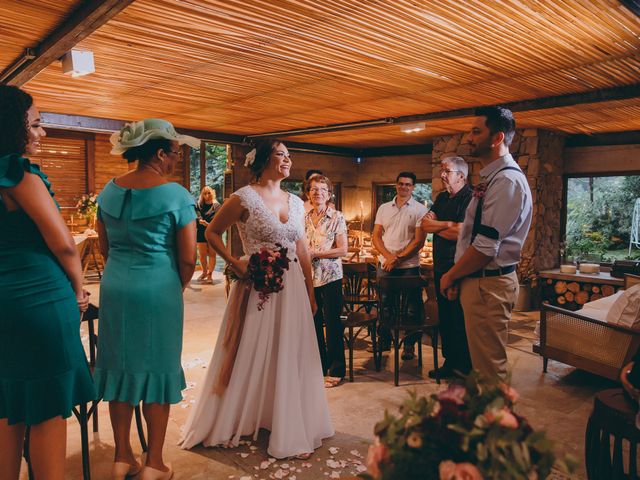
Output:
[515, 265, 537, 312]
[361, 372, 575, 480]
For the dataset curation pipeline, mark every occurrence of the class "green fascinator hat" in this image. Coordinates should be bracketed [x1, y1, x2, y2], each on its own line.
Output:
[110, 118, 200, 155]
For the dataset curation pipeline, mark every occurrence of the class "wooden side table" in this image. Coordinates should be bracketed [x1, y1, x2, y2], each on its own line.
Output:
[585, 388, 640, 479]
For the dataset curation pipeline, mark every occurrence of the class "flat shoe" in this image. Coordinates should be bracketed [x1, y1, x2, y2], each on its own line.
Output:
[324, 377, 344, 388]
[141, 463, 173, 480]
[111, 460, 142, 480]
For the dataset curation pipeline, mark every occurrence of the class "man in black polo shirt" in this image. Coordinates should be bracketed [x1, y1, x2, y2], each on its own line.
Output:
[421, 156, 472, 378]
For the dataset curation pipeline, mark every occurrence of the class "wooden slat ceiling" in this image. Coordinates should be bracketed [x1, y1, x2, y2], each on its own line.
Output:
[0, 0, 82, 70]
[5, 0, 640, 147]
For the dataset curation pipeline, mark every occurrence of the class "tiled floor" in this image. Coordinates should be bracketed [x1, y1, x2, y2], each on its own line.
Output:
[20, 275, 615, 479]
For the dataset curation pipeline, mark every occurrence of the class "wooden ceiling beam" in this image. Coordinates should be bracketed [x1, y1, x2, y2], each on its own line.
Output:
[39, 112, 355, 156]
[250, 84, 640, 139]
[0, 0, 135, 86]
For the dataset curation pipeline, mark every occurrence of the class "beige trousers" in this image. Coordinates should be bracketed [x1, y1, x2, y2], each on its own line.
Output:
[459, 271, 518, 380]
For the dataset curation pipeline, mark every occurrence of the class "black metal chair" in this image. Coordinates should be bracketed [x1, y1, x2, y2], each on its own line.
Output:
[376, 276, 440, 386]
[24, 303, 147, 480]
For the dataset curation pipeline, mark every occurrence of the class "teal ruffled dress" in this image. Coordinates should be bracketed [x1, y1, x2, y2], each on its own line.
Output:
[0, 154, 96, 426]
[95, 180, 196, 405]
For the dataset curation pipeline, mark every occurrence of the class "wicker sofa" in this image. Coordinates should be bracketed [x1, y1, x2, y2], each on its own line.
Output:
[533, 275, 640, 381]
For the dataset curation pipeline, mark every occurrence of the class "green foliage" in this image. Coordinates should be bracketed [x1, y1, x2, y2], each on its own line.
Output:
[566, 176, 640, 258]
[189, 143, 227, 200]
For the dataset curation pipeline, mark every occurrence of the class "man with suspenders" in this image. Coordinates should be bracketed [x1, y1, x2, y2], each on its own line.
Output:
[439, 106, 533, 380]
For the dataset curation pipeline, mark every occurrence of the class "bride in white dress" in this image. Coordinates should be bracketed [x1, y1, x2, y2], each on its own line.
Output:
[179, 139, 334, 458]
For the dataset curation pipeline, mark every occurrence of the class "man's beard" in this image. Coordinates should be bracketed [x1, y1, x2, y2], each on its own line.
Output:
[468, 142, 492, 157]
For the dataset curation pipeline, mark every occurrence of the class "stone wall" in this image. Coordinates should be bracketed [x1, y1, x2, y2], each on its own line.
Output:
[430, 129, 565, 282]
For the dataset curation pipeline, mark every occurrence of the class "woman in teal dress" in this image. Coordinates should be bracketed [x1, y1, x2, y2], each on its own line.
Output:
[95, 119, 197, 480]
[0, 86, 95, 480]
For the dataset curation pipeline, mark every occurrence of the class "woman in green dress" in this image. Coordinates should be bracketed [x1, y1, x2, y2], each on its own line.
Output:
[95, 119, 197, 480]
[0, 86, 96, 480]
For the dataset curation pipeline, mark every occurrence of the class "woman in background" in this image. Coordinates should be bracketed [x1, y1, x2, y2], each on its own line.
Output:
[0, 85, 95, 480]
[196, 186, 220, 282]
[96, 118, 197, 480]
[304, 175, 348, 388]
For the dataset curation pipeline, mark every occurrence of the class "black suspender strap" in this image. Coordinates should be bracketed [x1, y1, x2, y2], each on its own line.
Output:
[471, 166, 524, 243]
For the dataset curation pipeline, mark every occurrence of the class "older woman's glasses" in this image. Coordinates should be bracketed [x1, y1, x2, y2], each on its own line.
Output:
[441, 169, 460, 175]
[310, 187, 329, 193]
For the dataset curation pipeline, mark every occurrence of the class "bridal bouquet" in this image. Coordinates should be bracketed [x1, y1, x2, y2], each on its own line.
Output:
[225, 244, 292, 311]
[363, 372, 575, 480]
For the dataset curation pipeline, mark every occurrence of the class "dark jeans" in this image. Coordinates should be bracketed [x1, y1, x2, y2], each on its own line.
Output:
[313, 279, 346, 378]
[377, 266, 423, 348]
[434, 270, 472, 374]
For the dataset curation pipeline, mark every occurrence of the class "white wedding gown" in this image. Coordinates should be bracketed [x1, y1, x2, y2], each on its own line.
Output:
[179, 185, 334, 458]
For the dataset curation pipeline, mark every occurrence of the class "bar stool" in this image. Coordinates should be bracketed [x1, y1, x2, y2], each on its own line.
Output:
[585, 388, 640, 479]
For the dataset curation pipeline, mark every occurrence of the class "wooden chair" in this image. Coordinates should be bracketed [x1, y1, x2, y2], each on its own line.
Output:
[341, 263, 379, 380]
[376, 276, 440, 386]
[342, 310, 379, 381]
[24, 303, 147, 480]
[342, 262, 377, 313]
[345, 246, 361, 263]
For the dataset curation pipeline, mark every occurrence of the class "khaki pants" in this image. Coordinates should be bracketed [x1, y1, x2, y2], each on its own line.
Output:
[459, 271, 518, 380]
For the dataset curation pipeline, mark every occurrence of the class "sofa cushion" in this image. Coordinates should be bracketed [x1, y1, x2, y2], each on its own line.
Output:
[606, 284, 640, 328]
[580, 291, 624, 322]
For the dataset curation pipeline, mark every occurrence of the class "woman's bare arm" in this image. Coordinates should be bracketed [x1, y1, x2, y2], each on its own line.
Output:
[176, 220, 197, 289]
[3, 173, 86, 308]
[205, 195, 247, 276]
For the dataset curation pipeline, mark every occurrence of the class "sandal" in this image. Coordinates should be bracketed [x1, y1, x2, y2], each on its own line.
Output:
[197, 272, 208, 281]
[324, 376, 344, 388]
[294, 452, 313, 460]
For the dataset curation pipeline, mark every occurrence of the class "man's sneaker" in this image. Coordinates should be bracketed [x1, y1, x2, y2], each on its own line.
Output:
[401, 344, 415, 360]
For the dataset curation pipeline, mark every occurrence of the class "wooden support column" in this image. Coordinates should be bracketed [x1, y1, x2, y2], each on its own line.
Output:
[86, 133, 95, 193]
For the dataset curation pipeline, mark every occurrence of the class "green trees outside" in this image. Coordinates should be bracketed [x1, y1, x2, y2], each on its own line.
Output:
[565, 175, 640, 260]
[189, 143, 227, 202]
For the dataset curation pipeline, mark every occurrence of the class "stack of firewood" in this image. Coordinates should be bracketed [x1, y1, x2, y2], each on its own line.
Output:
[542, 279, 617, 311]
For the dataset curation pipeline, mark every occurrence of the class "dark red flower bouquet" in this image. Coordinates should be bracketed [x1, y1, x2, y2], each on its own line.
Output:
[225, 244, 292, 311]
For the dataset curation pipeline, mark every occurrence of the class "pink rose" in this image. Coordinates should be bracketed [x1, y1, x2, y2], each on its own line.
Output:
[498, 409, 519, 429]
[484, 407, 518, 429]
[438, 384, 466, 405]
[499, 383, 519, 403]
[439, 460, 457, 479]
[439, 461, 483, 480]
[366, 437, 388, 479]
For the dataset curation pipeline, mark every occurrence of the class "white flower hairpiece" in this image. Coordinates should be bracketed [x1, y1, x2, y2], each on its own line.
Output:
[244, 148, 257, 167]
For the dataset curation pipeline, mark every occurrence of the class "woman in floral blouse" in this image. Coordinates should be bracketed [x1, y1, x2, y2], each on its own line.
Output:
[304, 175, 348, 387]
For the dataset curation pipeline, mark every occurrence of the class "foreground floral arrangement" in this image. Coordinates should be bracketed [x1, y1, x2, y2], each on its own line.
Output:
[225, 244, 291, 310]
[363, 372, 576, 480]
